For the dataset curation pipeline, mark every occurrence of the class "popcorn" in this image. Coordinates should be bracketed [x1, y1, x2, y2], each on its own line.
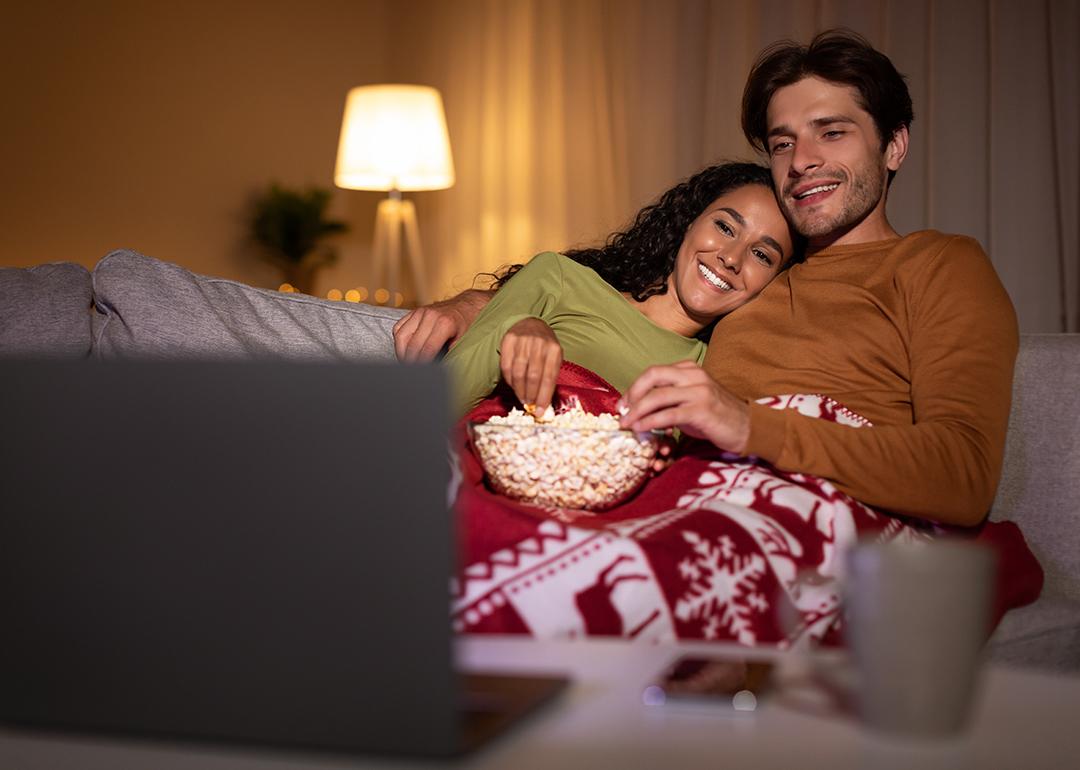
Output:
[469, 405, 658, 510]
[523, 402, 556, 423]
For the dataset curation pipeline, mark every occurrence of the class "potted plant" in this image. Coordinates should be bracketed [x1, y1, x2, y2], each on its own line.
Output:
[250, 184, 348, 295]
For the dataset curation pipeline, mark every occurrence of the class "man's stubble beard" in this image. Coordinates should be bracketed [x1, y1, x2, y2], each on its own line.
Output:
[782, 160, 887, 240]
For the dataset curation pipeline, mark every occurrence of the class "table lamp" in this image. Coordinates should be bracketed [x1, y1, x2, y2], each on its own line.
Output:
[333, 84, 455, 306]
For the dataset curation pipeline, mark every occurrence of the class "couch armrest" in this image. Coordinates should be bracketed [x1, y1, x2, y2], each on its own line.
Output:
[0, 262, 93, 359]
[990, 333, 1080, 602]
[91, 250, 407, 361]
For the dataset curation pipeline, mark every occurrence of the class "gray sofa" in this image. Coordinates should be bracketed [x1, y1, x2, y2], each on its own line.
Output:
[0, 250, 406, 362]
[2, 250, 1078, 670]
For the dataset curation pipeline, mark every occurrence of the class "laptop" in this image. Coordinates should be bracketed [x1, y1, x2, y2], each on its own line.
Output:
[0, 359, 566, 757]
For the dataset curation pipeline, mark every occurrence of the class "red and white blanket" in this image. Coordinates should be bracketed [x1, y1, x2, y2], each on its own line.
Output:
[452, 363, 1042, 648]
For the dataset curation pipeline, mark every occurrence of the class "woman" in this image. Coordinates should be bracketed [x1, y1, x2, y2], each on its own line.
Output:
[444, 162, 800, 415]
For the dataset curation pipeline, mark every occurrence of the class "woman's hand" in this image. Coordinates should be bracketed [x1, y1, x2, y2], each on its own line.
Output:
[500, 318, 563, 412]
[618, 360, 751, 454]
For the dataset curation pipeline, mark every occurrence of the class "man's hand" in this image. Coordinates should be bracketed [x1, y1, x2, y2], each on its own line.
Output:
[618, 360, 751, 454]
[393, 289, 494, 362]
[500, 317, 563, 412]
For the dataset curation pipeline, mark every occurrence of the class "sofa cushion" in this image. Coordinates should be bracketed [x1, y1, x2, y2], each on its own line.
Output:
[0, 262, 94, 359]
[990, 334, 1080, 602]
[91, 250, 407, 361]
[986, 592, 1080, 671]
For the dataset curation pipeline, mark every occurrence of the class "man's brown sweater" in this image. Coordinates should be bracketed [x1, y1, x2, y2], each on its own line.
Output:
[703, 230, 1018, 526]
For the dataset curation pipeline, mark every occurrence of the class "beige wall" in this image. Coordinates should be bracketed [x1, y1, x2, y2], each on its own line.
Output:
[1, 0, 392, 295]
[4, 1, 1075, 329]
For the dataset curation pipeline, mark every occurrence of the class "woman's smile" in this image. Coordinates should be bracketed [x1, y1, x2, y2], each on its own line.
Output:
[696, 261, 735, 292]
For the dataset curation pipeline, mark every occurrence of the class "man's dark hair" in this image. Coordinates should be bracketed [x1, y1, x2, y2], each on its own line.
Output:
[741, 28, 914, 157]
[491, 161, 802, 305]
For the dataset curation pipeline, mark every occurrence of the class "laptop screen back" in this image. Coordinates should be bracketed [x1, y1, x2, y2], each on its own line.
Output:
[0, 359, 459, 755]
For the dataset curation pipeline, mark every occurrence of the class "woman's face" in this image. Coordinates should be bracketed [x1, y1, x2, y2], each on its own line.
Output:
[669, 184, 793, 326]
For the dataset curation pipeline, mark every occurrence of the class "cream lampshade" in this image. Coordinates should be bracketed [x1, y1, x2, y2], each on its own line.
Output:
[334, 84, 455, 305]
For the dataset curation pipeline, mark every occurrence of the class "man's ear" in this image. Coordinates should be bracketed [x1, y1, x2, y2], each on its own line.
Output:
[885, 125, 909, 172]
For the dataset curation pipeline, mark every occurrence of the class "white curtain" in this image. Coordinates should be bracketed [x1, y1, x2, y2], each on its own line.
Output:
[392, 0, 1079, 332]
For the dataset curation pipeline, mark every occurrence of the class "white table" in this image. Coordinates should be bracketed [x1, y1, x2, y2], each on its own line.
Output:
[2, 636, 1078, 769]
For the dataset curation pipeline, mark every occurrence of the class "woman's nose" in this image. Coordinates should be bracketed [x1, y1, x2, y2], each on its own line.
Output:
[718, 250, 742, 272]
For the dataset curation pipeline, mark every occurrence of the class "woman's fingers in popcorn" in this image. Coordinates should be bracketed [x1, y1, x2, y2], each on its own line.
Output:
[500, 317, 563, 412]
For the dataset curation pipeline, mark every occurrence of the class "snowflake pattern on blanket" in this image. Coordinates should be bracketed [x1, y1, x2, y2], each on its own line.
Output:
[452, 363, 1039, 648]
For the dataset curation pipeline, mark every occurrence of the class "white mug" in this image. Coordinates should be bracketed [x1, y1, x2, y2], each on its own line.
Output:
[843, 537, 995, 737]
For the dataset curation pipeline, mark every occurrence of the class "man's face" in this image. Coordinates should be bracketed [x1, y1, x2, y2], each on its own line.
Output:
[764, 76, 906, 248]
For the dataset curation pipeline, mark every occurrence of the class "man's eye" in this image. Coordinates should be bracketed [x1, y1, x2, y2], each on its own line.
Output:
[824, 130, 845, 139]
[769, 141, 792, 154]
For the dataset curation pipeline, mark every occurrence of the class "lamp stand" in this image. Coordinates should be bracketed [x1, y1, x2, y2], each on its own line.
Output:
[371, 190, 429, 306]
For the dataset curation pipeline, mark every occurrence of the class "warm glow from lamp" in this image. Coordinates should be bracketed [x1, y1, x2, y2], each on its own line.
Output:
[334, 85, 455, 192]
[333, 84, 454, 306]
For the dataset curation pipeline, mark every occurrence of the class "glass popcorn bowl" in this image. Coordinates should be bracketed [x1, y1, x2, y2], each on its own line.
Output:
[468, 417, 659, 511]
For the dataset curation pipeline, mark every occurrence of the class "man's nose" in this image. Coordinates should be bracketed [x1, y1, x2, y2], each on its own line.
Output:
[790, 141, 821, 175]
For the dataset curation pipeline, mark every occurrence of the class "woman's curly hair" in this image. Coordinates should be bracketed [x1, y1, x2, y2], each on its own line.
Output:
[491, 161, 798, 298]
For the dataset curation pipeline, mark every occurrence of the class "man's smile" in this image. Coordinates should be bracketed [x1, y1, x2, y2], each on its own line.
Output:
[789, 181, 841, 205]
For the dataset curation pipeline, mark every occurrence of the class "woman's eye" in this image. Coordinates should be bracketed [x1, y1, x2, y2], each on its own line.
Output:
[715, 220, 734, 236]
[753, 249, 773, 266]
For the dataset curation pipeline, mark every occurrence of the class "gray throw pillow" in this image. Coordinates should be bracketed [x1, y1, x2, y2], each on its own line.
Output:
[0, 262, 94, 358]
[991, 333, 1080, 602]
[92, 249, 407, 361]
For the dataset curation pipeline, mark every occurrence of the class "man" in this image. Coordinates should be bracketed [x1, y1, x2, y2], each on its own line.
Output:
[394, 30, 1018, 527]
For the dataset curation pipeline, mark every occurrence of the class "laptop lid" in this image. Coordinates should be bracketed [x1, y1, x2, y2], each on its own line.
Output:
[0, 359, 464, 756]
